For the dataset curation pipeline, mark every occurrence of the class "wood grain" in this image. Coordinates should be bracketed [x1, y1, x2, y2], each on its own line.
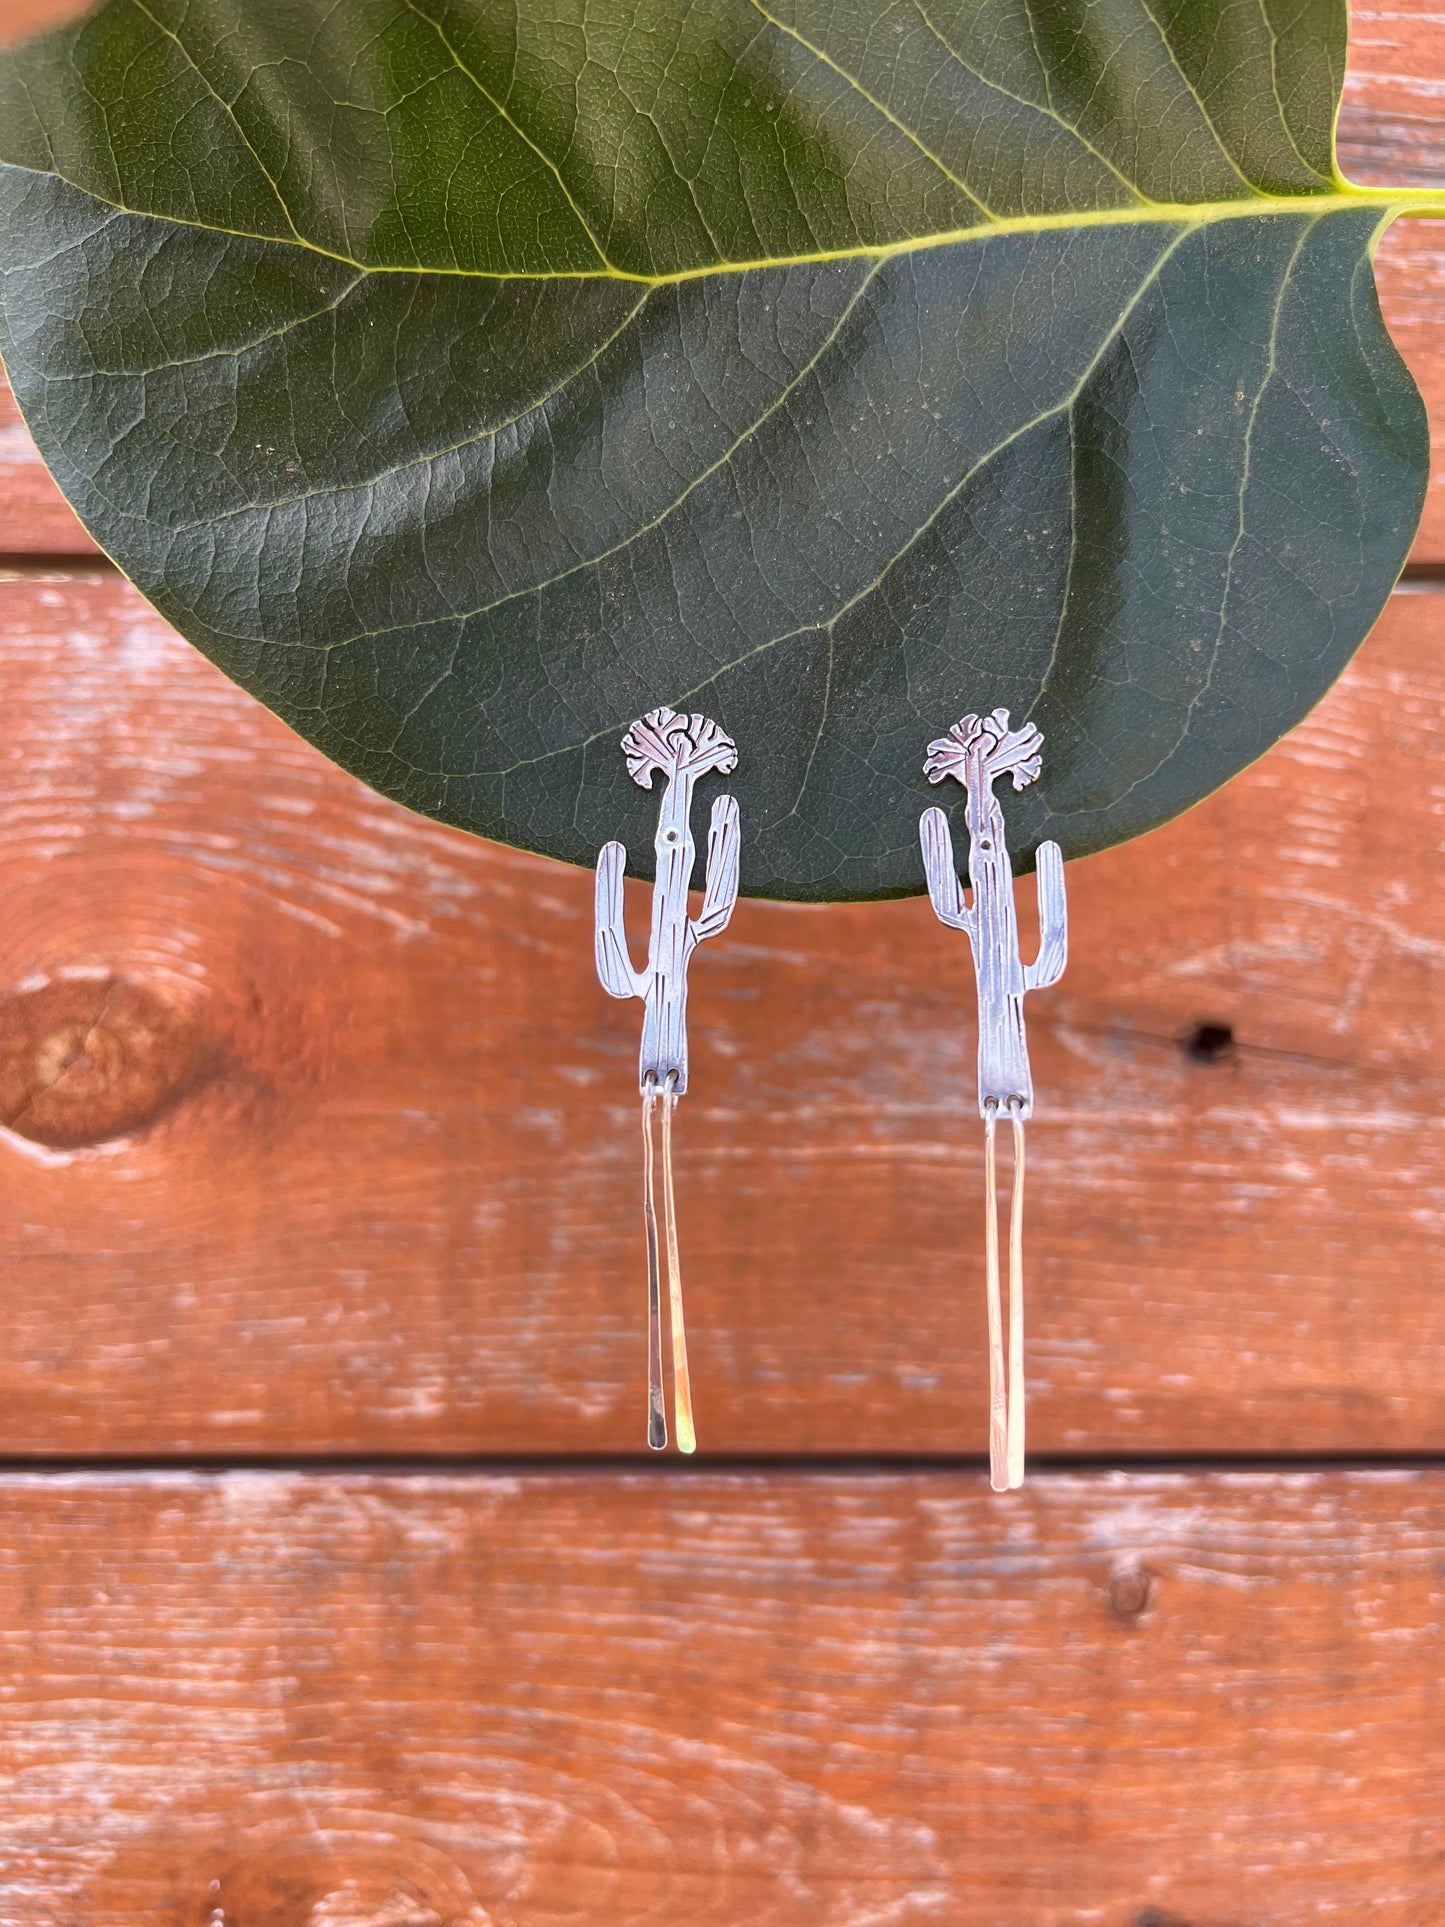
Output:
[1, 1469, 1441, 1926]
[0, 6, 1439, 1913]
[0, 570, 1438, 1457]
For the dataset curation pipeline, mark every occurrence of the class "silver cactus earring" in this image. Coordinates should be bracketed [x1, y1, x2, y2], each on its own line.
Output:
[595, 707, 741, 1453]
[919, 709, 1067, 1491]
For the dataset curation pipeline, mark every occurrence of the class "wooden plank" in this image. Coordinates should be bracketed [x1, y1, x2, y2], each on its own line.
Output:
[1370, 228, 1445, 564]
[0, 572, 1438, 1457]
[0, 0, 88, 47]
[1343, 0, 1445, 558]
[0, 0, 1443, 557]
[1343, 0, 1445, 188]
[0, 1469, 1440, 1923]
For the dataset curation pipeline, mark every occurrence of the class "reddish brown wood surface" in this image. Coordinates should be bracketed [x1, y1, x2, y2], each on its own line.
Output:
[0, 0, 83, 45]
[1, 1470, 1441, 1926]
[0, 570, 1438, 1457]
[0, 5, 1440, 1917]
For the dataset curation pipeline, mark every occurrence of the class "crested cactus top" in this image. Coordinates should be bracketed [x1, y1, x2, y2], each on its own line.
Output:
[924, 710, 1044, 793]
[622, 709, 738, 789]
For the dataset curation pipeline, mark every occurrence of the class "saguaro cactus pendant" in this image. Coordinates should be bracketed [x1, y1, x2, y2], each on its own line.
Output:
[595, 707, 741, 1452]
[920, 709, 1068, 1491]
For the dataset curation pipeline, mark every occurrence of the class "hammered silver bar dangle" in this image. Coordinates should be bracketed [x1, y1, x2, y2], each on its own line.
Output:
[595, 707, 741, 1453]
[920, 708, 1067, 1491]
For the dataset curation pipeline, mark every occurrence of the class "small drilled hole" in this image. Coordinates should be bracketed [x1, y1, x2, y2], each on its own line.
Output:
[1184, 1021, 1235, 1064]
[1108, 1568, 1153, 1621]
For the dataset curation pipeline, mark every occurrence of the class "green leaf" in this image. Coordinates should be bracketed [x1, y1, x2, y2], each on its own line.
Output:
[0, 0, 1435, 898]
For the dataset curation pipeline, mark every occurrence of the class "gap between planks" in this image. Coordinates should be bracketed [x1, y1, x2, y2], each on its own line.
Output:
[2, 1451, 1445, 1477]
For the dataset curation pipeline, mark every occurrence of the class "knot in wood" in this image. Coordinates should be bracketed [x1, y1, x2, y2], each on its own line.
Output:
[1107, 1566, 1154, 1623]
[0, 974, 204, 1147]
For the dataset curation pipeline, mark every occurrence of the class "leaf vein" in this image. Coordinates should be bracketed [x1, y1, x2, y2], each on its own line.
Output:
[400, 0, 617, 272]
[1097, 215, 1319, 811]
[153, 287, 653, 531]
[472, 223, 1196, 782]
[1128, 0, 1266, 192]
[127, 0, 313, 250]
[1256, 0, 1333, 182]
[227, 261, 881, 637]
[1, 157, 1435, 288]
[80, 271, 367, 376]
[914, 1, 1152, 206]
[742, 0, 995, 218]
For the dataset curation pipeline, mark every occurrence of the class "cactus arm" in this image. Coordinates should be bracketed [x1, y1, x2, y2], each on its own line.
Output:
[595, 840, 647, 999]
[1023, 840, 1067, 991]
[689, 793, 740, 944]
[920, 806, 976, 936]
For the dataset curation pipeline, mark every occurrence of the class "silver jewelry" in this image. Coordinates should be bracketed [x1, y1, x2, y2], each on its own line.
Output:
[595, 707, 740, 1452]
[920, 708, 1067, 1491]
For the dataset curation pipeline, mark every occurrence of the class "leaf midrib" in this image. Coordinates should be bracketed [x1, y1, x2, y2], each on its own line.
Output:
[3, 159, 1440, 283]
